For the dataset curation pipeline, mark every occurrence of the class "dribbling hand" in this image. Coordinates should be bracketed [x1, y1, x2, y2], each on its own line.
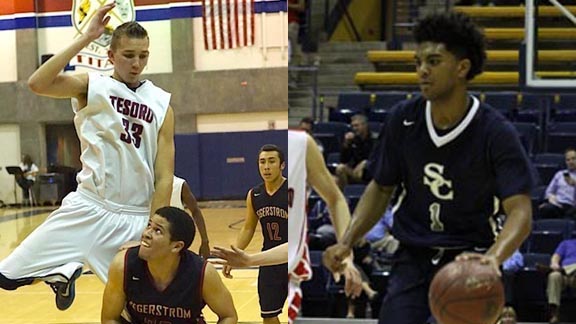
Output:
[210, 245, 250, 279]
[84, 3, 116, 41]
[456, 252, 501, 277]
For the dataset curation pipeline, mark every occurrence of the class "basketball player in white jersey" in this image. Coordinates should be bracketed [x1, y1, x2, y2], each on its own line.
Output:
[215, 131, 362, 323]
[0, 3, 174, 311]
[172, 176, 211, 259]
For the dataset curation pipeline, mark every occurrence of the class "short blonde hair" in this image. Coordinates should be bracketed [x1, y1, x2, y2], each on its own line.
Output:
[110, 21, 148, 50]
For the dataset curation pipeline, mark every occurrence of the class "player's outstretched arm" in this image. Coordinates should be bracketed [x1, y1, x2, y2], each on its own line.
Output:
[150, 106, 175, 217]
[202, 263, 238, 324]
[211, 243, 288, 267]
[305, 134, 350, 239]
[182, 181, 210, 259]
[101, 250, 128, 324]
[303, 134, 363, 298]
[28, 3, 115, 99]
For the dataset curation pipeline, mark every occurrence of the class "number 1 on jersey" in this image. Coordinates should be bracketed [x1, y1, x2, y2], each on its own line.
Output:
[429, 202, 444, 232]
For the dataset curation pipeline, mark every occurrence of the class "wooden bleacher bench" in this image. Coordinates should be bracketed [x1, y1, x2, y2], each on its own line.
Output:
[368, 50, 576, 64]
[484, 28, 576, 40]
[355, 71, 576, 86]
[454, 5, 576, 17]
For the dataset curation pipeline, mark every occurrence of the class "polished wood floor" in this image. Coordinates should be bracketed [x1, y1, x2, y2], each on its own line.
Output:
[0, 205, 287, 323]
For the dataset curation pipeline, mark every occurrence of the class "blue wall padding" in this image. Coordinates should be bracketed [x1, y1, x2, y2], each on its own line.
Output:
[175, 130, 287, 200]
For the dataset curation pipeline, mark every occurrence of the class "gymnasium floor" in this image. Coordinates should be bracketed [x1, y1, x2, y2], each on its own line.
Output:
[0, 204, 287, 323]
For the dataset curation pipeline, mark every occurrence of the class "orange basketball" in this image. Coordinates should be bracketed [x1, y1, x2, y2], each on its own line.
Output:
[429, 259, 504, 324]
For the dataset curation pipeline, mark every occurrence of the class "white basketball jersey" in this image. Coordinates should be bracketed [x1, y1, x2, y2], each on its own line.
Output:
[171, 176, 185, 210]
[288, 131, 310, 279]
[73, 73, 171, 207]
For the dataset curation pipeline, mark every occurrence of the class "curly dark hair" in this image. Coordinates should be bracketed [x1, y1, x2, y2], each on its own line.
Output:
[413, 11, 486, 80]
[155, 206, 196, 252]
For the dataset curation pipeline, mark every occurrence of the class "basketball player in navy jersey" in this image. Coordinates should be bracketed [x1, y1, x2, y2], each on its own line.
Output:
[0, 3, 174, 311]
[214, 132, 362, 324]
[223, 144, 287, 324]
[323, 12, 534, 324]
[101, 207, 237, 324]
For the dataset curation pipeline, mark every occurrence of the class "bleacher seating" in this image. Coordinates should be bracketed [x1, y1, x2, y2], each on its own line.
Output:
[485, 91, 518, 120]
[368, 121, 383, 136]
[533, 219, 575, 238]
[528, 231, 564, 254]
[314, 122, 350, 155]
[355, 71, 576, 88]
[367, 109, 388, 123]
[512, 122, 540, 156]
[517, 93, 547, 124]
[532, 153, 564, 185]
[530, 185, 547, 219]
[553, 94, 576, 122]
[343, 184, 366, 212]
[453, 5, 576, 18]
[368, 50, 576, 67]
[337, 92, 372, 111]
[545, 122, 576, 153]
[373, 91, 409, 110]
[313, 133, 339, 156]
[514, 253, 551, 322]
[326, 152, 340, 173]
[300, 250, 332, 316]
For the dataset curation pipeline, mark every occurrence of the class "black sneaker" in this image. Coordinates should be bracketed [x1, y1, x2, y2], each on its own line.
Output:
[48, 266, 83, 310]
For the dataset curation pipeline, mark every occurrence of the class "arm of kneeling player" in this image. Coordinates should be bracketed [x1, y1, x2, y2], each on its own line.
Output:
[101, 250, 128, 324]
[202, 263, 238, 324]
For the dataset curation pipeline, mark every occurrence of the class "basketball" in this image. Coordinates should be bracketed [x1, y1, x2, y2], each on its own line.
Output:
[429, 259, 504, 324]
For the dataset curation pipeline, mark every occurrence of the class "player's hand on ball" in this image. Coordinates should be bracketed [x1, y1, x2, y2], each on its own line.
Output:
[455, 252, 501, 277]
[322, 243, 352, 274]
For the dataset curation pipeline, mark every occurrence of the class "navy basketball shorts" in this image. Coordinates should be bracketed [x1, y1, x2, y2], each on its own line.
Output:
[258, 263, 288, 318]
[377, 245, 469, 324]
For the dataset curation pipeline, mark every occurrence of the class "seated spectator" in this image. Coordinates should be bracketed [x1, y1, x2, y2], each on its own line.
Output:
[16, 154, 39, 205]
[335, 114, 374, 189]
[546, 238, 576, 323]
[365, 207, 398, 255]
[539, 148, 576, 219]
[298, 117, 324, 154]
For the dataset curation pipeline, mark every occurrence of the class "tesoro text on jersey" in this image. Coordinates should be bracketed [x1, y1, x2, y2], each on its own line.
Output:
[110, 95, 154, 123]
